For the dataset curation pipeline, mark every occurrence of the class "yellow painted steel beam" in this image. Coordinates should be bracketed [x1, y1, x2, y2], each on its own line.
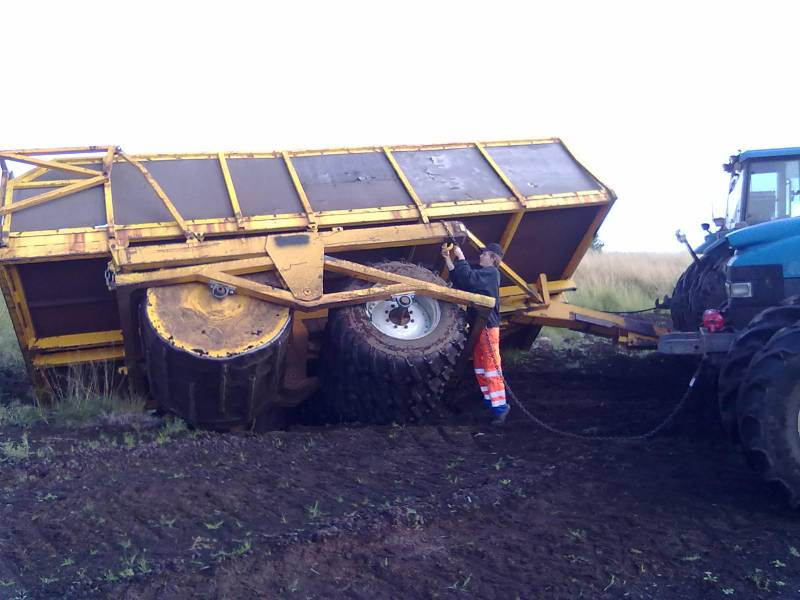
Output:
[35, 139, 561, 165]
[561, 200, 614, 279]
[1, 171, 10, 246]
[0, 266, 37, 379]
[32, 346, 125, 367]
[538, 273, 551, 305]
[511, 299, 661, 346]
[499, 279, 575, 312]
[0, 146, 112, 156]
[119, 152, 199, 241]
[112, 221, 468, 271]
[463, 227, 542, 302]
[113, 256, 275, 289]
[383, 146, 429, 223]
[218, 153, 244, 228]
[114, 251, 494, 310]
[0, 175, 106, 217]
[323, 256, 496, 308]
[474, 141, 528, 208]
[0, 192, 612, 261]
[498, 210, 525, 254]
[103, 178, 116, 238]
[12, 180, 86, 189]
[31, 330, 123, 351]
[0, 153, 102, 177]
[500, 279, 576, 298]
[282, 151, 318, 231]
[474, 141, 529, 254]
[102, 146, 117, 174]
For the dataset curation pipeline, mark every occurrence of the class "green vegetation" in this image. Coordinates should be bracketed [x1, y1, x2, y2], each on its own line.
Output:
[539, 251, 689, 347]
[47, 363, 146, 423]
[569, 251, 689, 312]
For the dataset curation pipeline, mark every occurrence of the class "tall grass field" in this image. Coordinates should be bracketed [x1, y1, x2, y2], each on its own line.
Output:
[539, 250, 690, 346]
[569, 251, 689, 312]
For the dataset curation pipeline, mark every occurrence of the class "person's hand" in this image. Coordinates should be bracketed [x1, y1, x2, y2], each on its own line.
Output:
[440, 244, 451, 258]
[453, 246, 465, 261]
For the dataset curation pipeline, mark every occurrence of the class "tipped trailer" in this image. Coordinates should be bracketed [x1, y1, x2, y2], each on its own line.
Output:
[0, 139, 662, 431]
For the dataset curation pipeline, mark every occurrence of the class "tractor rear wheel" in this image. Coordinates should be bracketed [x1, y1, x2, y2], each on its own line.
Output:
[718, 297, 800, 440]
[320, 261, 467, 424]
[670, 243, 732, 331]
[736, 324, 800, 506]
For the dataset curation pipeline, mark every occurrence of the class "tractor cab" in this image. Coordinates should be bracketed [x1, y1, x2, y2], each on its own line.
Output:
[724, 147, 800, 228]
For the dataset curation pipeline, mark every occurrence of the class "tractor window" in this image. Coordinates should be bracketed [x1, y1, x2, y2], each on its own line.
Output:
[744, 159, 800, 223]
[746, 167, 779, 223]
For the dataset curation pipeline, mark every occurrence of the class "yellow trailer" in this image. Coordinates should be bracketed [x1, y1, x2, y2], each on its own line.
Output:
[0, 140, 663, 428]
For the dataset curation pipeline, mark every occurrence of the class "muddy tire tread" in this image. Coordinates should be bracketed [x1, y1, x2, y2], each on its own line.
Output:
[319, 261, 467, 425]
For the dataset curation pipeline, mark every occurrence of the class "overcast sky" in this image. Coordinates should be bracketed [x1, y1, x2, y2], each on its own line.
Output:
[2, 0, 798, 251]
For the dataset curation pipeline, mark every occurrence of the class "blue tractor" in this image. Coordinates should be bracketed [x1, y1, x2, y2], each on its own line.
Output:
[662, 147, 800, 505]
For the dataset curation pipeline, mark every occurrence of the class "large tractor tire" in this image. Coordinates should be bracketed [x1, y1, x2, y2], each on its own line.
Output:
[718, 297, 800, 440]
[670, 243, 733, 331]
[320, 261, 467, 425]
[736, 324, 800, 506]
[142, 275, 292, 430]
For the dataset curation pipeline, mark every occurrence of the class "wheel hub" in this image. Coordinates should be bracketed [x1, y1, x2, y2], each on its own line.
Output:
[366, 294, 441, 340]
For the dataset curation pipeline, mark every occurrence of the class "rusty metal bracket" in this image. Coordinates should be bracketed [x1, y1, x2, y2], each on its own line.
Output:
[265, 231, 324, 300]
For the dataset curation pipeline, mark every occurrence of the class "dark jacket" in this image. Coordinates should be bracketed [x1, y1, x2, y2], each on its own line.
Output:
[450, 259, 501, 327]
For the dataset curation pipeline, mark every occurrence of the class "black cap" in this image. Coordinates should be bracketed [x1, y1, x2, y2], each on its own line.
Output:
[483, 242, 504, 258]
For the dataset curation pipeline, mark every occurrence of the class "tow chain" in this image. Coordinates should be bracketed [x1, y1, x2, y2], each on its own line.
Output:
[483, 329, 705, 442]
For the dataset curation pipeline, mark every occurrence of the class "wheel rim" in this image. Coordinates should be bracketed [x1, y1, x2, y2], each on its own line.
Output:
[365, 294, 441, 340]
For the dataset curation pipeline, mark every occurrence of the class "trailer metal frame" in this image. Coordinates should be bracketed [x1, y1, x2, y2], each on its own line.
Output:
[0, 140, 657, 404]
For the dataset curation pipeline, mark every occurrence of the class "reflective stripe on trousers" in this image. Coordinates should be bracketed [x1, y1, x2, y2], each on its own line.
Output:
[472, 327, 506, 411]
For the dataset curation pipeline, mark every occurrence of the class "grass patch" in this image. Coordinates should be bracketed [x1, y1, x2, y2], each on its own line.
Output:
[568, 251, 690, 312]
[538, 251, 689, 348]
[0, 401, 42, 427]
[44, 362, 146, 424]
[1, 432, 30, 461]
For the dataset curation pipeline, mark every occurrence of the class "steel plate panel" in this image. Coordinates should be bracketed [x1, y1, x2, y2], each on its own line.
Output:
[12, 186, 106, 231]
[292, 152, 411, 211]
[394, 148, 511, 203]
[16, 259, 119, 337]
[111, 160, 232, 225]
[226, 157, 303, 216]
[505, 205, 600, 280]
[488, 144, 601, 196]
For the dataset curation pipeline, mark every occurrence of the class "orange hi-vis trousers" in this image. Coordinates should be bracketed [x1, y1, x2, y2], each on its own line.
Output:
[473, 327, 507, 414]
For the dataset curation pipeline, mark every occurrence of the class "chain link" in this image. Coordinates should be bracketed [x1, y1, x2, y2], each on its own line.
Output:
[483, 329, 704, 442]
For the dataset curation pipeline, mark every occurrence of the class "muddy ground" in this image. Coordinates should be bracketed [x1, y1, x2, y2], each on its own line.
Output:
[2, 343, 800, 599]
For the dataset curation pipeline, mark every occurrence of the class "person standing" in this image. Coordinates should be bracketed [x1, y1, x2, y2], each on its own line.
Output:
[441, 242, 511, 425]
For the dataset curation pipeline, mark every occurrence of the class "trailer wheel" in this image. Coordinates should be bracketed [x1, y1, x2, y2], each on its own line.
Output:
[670, 244, 732, 331]
[320, 261, 467, 424]
[736, 323, 800, 506]
[718, 297, 800, 440]
[142, 274, 292, 430]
